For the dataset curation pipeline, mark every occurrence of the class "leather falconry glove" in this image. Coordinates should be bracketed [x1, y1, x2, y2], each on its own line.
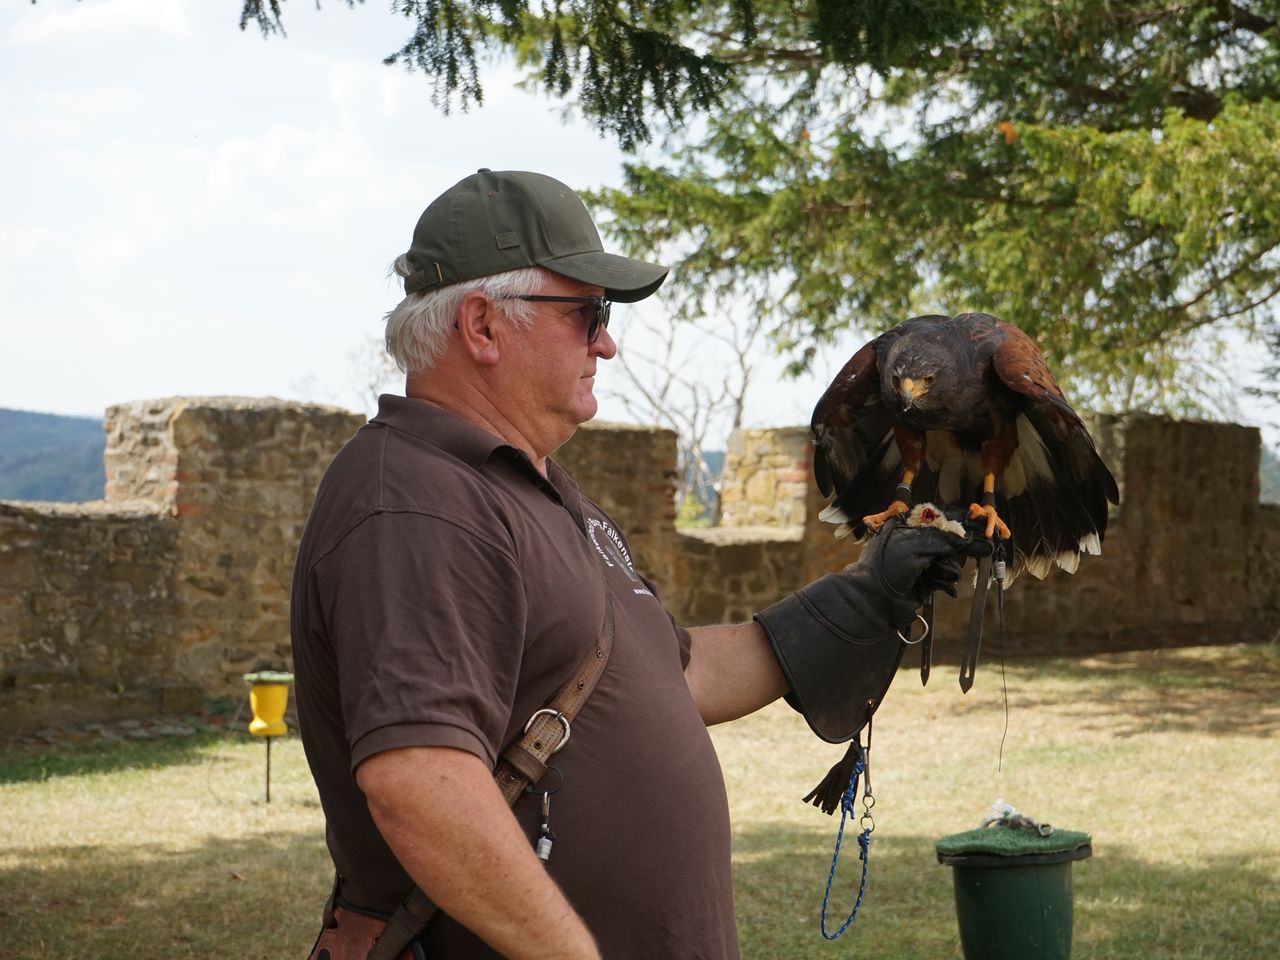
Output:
[754, 505, 990, 813]
[754, 506, 992, 746]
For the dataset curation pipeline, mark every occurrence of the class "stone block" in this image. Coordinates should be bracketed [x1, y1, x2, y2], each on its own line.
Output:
[156, 683, 204, 715]
[744, 471, 777, 505]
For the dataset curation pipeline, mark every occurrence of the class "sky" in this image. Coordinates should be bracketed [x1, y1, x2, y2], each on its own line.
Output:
[1, 0, 862, 445]
[2, 1, 1275, 450]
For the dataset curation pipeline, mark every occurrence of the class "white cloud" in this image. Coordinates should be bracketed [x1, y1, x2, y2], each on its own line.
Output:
[1, 85, 144, 140]
[0, 224, 64, 259]
[7, 0, 191, 45]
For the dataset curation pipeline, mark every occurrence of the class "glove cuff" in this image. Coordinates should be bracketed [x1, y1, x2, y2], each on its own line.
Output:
[755, 576, 908, 743]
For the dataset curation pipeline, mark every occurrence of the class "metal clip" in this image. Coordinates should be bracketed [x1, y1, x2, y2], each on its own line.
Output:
[535, 834, 554, 862]
[535, 791, 555, 863]
[993, 537, 1008, 583]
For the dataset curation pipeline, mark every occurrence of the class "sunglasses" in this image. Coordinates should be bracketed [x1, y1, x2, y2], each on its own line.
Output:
[499, 295, 612, 344]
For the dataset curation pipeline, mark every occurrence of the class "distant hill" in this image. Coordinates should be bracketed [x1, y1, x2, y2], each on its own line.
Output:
[0, 405, 1274, 506]
[0, 408, 105, 502]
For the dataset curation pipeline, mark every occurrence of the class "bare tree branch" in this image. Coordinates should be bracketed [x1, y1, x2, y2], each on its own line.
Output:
[604, 304, 765, 523]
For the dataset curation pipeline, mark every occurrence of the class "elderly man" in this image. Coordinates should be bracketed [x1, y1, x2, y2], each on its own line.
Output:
[292, 169, 983, 960]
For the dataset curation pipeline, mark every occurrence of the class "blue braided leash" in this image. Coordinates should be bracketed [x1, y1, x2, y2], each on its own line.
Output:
[819, 751, 874, 939]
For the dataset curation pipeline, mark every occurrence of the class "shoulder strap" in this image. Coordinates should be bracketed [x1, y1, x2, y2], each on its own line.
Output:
[494, 579, 615, 802]
[366, 561, 616, 960]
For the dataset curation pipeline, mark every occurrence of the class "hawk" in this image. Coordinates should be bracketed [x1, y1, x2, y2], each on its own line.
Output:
[812, 313, 1119, 582]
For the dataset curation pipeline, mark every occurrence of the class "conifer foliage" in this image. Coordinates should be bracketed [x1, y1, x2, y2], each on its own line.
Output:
[236, 0, 1279, 409]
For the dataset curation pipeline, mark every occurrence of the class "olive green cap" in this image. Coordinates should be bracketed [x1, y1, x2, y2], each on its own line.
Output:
[403, 169, 668, 303]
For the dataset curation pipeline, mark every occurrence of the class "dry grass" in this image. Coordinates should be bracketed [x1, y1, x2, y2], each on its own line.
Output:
[1, 643, 1277, 958]
[0, 732, 332, 957]
[717, 643, 1280, 959]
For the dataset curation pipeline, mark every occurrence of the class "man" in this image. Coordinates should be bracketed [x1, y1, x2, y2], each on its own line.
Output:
[291, 169, 983, 959]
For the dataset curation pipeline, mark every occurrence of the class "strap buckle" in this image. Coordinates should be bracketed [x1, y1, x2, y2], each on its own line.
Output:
[523, 708, 572, 754]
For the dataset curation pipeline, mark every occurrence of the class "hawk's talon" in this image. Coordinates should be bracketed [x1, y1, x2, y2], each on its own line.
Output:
[968, 502, 1011, 540]
[864, 499, 910, 531]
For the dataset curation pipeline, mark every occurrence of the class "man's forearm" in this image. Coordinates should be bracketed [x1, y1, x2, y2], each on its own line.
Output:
[684, 622, 789, 725]
[356, 745, 599, 960]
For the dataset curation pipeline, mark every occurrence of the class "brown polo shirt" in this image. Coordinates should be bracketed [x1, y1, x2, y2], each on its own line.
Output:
[291, 395, 739, 958]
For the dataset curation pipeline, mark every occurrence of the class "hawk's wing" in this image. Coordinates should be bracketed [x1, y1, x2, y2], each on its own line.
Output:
[989, 319, 1120, 575]
[811, 339, 883, 496]
[810, 337, 902, 540]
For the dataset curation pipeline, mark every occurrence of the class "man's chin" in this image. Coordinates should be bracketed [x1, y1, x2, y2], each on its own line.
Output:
[573, 385, 599, 423]
[575, 399, 599, 424]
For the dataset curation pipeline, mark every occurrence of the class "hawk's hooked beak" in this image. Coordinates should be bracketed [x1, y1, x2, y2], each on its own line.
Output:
[900, 376, 928, 408]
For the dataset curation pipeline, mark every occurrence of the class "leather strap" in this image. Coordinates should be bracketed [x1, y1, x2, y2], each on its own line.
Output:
[919, 595, 934, 686]
[960, 552, 992, 692]
[365, 558, 617, 960]
[495, 580, 614, 804]
[369, 890, 435, 960]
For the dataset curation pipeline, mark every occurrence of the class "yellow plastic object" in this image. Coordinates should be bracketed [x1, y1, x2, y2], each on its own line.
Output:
[247, 682, 289, 737]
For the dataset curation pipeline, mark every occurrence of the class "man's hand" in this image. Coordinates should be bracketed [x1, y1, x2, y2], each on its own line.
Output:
[356, 746, 600, 960]
[853, 507, 993, 614]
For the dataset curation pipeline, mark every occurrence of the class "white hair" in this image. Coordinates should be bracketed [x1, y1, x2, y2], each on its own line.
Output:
[383, 258, 546, 375]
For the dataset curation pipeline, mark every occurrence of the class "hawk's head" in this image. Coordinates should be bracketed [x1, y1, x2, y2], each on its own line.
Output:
[884, 337, 956, 413]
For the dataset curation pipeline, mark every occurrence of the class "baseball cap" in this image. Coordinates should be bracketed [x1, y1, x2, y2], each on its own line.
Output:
[403, 169, 669, 303]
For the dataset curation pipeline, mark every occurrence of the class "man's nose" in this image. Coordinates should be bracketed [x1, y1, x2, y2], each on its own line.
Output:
[592, 324, 618, 360]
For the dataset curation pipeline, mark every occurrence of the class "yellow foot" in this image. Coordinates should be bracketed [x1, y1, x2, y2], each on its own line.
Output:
[968, 502, 1011, 540]
[863, 499, 910, 532]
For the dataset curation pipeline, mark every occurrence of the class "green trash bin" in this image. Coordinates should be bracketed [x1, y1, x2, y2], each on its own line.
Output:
[936, 817, 1092, 960]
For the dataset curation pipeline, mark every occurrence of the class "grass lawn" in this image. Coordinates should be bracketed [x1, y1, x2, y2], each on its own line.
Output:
[1, 643, 1276, 958]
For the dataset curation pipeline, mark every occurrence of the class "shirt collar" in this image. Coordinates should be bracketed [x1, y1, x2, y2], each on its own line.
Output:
[370, 395, 580, 511]
[370, 394, 508, 469]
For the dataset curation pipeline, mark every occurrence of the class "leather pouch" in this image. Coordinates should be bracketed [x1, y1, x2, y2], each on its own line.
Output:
[307, 906, 417, 960]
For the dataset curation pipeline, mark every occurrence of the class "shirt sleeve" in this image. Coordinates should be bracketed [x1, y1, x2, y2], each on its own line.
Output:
[313, 509, 528, 772]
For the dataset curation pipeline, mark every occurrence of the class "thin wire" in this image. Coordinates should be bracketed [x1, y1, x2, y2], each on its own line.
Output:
[996, 545, 1010, 772]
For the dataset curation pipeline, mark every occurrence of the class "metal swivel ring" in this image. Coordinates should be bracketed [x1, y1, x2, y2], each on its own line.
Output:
[897, 613, 930, 646]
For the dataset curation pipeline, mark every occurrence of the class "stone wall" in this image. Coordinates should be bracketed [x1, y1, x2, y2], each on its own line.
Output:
[154, 398, 366, 691]
[670, 528, 805, 625]
[0, 500, 178, 730]
[2, 398, 1277, 734]
[714, 425, 858, 582]
[1, 398, 364, 733]
[554, 420, 680, 588]
[719, 428, 812, 528]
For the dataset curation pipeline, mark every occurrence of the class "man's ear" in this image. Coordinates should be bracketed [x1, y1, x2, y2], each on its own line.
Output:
[454, 290, 501, 366]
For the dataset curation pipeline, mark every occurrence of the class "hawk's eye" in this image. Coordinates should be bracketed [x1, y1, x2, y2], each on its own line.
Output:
[923, 374, 936, 384]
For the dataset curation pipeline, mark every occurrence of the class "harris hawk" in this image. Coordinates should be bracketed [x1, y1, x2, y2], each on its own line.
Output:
[812, 313, 1119, 583]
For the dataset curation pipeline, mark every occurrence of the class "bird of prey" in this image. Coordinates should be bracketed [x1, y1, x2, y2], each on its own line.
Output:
[812, 313, 1119, 581]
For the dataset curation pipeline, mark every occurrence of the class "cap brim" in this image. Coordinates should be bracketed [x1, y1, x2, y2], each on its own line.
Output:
[542, 250, 669, 303]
